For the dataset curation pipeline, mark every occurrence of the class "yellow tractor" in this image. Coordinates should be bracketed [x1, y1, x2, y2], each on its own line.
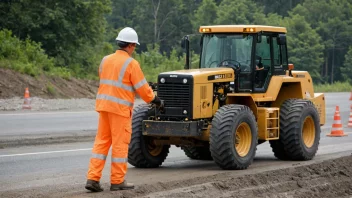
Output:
[128, 25, 326, 170]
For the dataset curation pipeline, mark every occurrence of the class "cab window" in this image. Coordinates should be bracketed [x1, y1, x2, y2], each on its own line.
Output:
[256, 35, 271, 69]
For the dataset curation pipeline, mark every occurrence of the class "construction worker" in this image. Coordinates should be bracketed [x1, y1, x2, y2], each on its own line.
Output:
[85, 27, 163, 192]
[255, 55, 264, 70]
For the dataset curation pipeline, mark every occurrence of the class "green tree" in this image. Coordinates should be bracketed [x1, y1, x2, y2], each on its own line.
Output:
[0, 29, 72, 79]
[192, 0, 218, 29]
[134, 44, 192, 82]
[255, 0, 303, 16]
[291, 0, 352, 83]
[106, 0, 136, 29]
[254, 13, 284, 26]
[341, 46, 352, 83]
[258, 13, 324, 82]
[216, 0, 263, 24]
[0, 0, 112, 75]
[284, 14, 324, 82]
[105, 0, 137, 45]
[130, 0, 192, 54]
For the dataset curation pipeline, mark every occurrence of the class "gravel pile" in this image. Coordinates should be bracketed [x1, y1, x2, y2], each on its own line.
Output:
[0, 97, 145, 111]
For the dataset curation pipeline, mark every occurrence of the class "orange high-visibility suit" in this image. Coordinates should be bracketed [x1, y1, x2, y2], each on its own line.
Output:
[87, 50, 155, 184]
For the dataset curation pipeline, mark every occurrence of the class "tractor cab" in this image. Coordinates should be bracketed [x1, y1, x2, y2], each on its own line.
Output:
[183, 25, 288, 93]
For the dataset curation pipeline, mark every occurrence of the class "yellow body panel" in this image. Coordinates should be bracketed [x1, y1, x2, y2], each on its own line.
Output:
[196, 83, 213, 118]
[199, 25, 287, 34]
[161, 68, 235, 84]
[228, 71, 313, 102]
[310, 93, 326, 125]
[227, 71, 325, 125]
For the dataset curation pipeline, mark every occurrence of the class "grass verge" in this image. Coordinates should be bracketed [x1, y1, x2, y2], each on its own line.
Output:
[314, 81, 352, 93]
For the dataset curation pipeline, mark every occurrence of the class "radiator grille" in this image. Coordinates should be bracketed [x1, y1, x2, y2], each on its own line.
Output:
[158, 83, 191, 107]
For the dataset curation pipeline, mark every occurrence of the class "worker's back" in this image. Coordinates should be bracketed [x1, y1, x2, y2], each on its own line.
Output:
[96, 50, 140, 117]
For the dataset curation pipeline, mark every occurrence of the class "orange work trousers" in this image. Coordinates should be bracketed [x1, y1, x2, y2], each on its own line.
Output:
[87, 111, 132, 184]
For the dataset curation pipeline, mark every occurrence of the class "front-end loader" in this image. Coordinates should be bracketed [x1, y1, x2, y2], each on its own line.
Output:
[128, 25, 326, 170]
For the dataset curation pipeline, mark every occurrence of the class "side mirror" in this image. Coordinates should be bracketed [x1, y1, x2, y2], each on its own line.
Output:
[181, 36, 189, 49]
[277, 34, 286, 45]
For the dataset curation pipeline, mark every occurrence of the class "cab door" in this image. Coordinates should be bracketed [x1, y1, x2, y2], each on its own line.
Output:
[253, 33, 288, 93]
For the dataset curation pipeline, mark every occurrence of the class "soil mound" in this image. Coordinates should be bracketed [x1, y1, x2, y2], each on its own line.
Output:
[119, 155, 352, 198]
[0, 68, 98, 99]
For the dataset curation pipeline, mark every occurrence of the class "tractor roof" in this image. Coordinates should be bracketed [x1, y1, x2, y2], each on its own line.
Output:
[199, 25, 287, 34]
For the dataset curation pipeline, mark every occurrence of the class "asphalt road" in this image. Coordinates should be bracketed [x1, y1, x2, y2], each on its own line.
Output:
[0, 92, 352, 197]
[1, 135, 352, 197]
[0, 111, 98, 136]
[0, 100, 147, 138]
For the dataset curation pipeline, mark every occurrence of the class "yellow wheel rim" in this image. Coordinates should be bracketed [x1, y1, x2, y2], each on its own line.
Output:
[234, 123, 252, 157]
[302, 116, 315, 148]
[147, 138, 163, 156]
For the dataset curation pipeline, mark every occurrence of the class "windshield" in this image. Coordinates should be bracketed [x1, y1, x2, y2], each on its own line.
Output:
[200, 34, 254, 71]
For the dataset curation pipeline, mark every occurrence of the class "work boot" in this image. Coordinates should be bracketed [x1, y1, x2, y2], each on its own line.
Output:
[85, 179, 104, 192]
[110, 180, 135, 191]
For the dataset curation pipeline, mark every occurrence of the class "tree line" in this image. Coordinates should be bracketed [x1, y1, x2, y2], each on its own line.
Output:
[0, 0, 351, 84]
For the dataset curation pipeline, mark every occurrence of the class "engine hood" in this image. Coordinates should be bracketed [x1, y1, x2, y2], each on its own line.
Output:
[159, 68, 235, 84]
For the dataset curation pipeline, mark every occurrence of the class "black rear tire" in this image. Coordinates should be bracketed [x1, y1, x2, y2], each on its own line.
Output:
[270, 99, 321, 160]
[181, 143, 213, 160]
[210, 105, 258, 170]
[128, 104, 170, 168]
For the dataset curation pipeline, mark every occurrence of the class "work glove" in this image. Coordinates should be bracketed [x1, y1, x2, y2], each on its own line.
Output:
[148, 82, 157, 91]
[151, 95, 164, 110]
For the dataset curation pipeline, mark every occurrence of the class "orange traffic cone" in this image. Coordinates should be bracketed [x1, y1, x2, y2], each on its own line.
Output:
[348, 105, 352, 128]
[22, 87, 31, 109]
[349, 92, 352, 101]
[327, 106, 347, 137]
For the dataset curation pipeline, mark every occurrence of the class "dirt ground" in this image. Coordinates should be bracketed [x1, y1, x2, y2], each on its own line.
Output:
[107, 155, 352, 198]
[0, 68, 99, 99]
[2, 155, 350, 198]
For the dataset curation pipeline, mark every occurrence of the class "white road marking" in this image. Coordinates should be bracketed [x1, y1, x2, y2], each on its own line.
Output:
[0, 111, 96, 116]
[0, 148, 92, 157]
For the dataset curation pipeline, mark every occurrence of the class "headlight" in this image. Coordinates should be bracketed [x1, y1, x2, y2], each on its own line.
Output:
[160, 78, 165, 83]
[183, 78, 187, 84]
[183, 110, 188, 114]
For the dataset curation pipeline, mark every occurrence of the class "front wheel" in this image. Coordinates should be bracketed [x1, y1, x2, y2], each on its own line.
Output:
[128, 104, 170, 168]
[210, 105, 258, 170]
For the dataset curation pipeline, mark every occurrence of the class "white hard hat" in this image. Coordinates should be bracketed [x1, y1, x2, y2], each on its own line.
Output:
[115, 27, 140, 45]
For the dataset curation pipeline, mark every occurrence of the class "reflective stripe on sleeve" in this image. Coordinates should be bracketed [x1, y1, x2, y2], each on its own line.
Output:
[133, 78, 148, 90]
[111, 157, 128, 163]
[96, 94, 133, 107]
[91, 153, 107, 160]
